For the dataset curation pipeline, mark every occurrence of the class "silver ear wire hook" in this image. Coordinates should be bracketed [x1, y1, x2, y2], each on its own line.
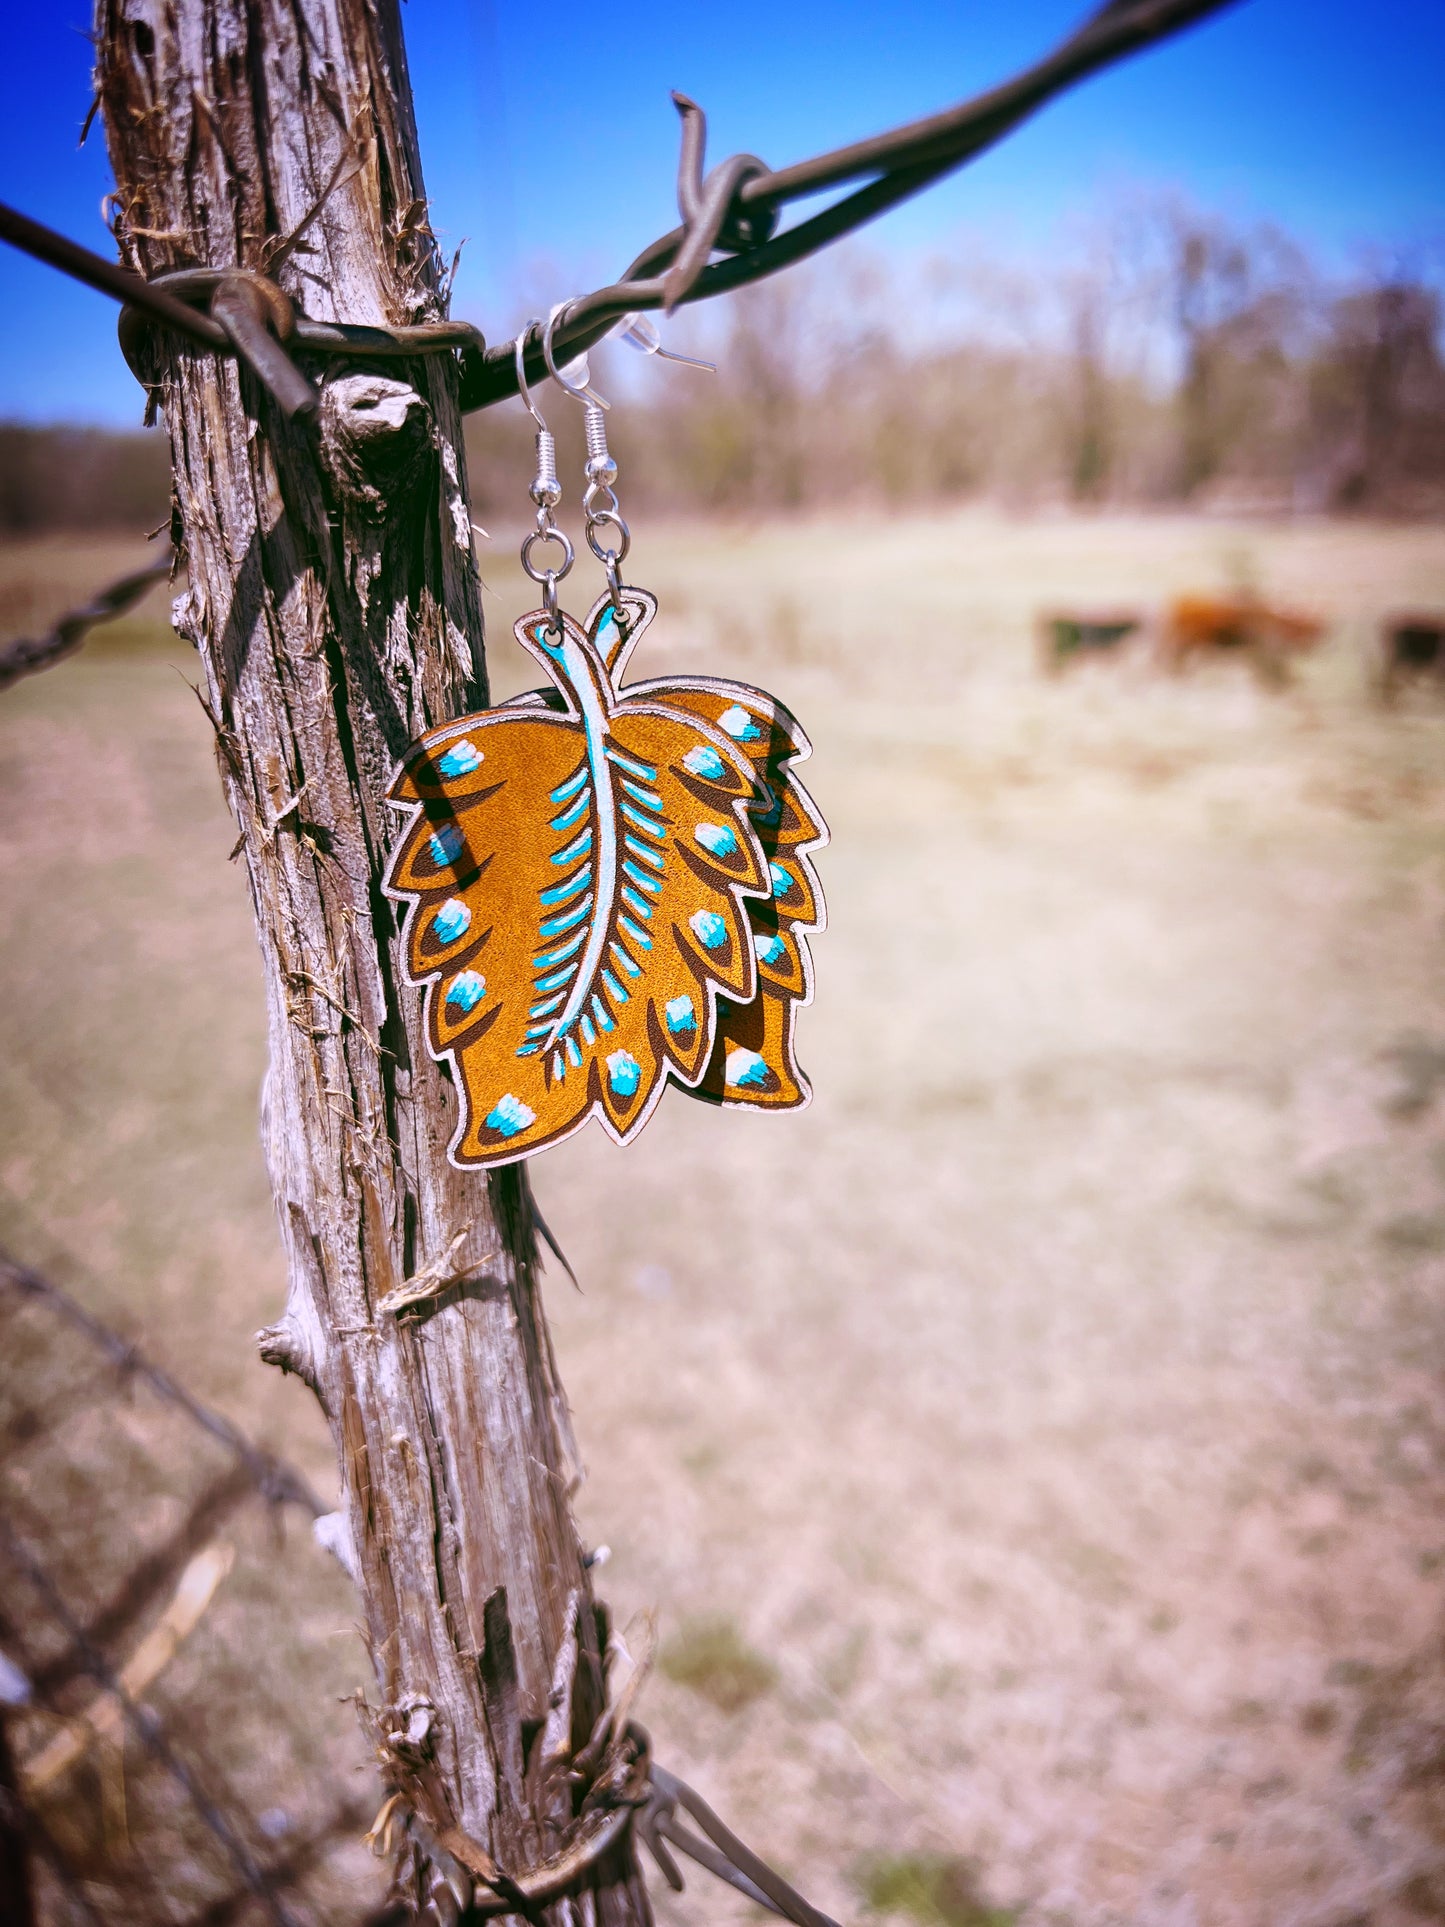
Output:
[542, 301, 610, 409]
[514, 321, 547, 432]
[514, 319, 572, 632]
[542, 302, 632, 622]
[515, 320, 561, 510]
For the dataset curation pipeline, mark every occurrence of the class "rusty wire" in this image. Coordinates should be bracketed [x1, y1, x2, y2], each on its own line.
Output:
[2, 1250, 839, 1925]
[0, 1516, 305, 1927]
[471, 0, 1237, 407]
[0, 1252, 324, 1518]
[637, 1747, 842, 1927]
[0, 0, 1235, 423]
[0, 559, 172, 695]
[0, 202, 483, 423]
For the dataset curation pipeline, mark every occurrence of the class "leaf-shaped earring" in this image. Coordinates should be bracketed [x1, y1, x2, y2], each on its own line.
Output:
[383, 314, 827, 1169]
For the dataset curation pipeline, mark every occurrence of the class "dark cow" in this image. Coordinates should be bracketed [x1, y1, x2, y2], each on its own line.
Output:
[1036, 609, 1143, 675]
[1379, 613, 1445, 699]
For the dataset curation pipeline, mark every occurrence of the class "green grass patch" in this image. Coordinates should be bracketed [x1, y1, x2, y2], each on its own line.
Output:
[659, 1615, 777, 1714]
[857, 1852, 1015, 1927]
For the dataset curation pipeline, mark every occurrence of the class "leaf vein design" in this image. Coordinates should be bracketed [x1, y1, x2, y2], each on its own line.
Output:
[383, 587, 823, 1167]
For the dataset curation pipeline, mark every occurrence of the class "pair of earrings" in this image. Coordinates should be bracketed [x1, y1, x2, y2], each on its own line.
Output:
[383, 308, 828, 1170]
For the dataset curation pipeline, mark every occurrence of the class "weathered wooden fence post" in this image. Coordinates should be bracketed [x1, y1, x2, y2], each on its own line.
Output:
[96, 5, 649, 1918]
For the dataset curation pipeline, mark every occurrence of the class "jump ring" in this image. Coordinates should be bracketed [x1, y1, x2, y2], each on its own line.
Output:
[521, 525, 574, 584]
[585, 509, 631, 567]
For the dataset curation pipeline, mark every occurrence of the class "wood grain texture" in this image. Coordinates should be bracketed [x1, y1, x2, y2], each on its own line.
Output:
[94, 5, 647, 1916]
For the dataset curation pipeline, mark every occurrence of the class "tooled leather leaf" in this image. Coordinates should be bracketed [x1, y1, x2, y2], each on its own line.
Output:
[384, 605, 774, 1166]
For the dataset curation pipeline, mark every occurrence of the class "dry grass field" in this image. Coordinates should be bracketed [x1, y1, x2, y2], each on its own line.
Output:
[2, 510, 1445, 1926]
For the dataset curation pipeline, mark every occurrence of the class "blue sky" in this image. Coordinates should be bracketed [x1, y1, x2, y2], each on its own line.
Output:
[0, 0, 1440, 424]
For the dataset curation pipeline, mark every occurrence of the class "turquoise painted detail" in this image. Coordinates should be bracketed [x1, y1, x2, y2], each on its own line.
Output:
[694, 821, 737, 858]
[769, 862, 796, 899]
[619, 914, 652, 949]
[533, 926, 587, 970]
[550, 765, 589, 804]
[623, 860, 661, 896]
[624, 836, 664, 870]
[551, 1051, 565, 1081]
[621, 886, 652, 919]
[607, 1050, 642, 1098]
[684, 744, 727, 780]
[595, 607, 619, 655]
[549, 789, 591, 833]
[580, 1014, 596, 1046]
[620, 777, 664, 810]
[690, 910, 728, 951]
[591, 994, 615, 1033]
[620, 801, 665, 840]
[565, 1035, 582, 1070]
[610, 941, 642, 977]
[725, 1048, 770, 1090]
[516, 1038, 546, 1057]
[665, 996, 696, 1035]
[428, 821, 464, 867]
[485, 1093, 534, 1137]
[552, 825, 593, 865]
[444, 970, 487, 1012]
[606, 746, 658, 781]
[437, 739, 483, 777]
[539, 865, 593, 907]
[717, 704, 762, 742]
[432, 898, 471, 944]
[602, 968, 627, 1004]
[534, 963, 578, 995]
[754, 932, 787, 967]
[538, 892, 593, 938]
[528, 991, 565, 1019]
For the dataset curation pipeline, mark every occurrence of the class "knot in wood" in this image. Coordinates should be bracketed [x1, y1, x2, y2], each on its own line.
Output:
[170, 583, 206, 651]
[385, 1692, 438, 1764]
[319, 371, 434, 516]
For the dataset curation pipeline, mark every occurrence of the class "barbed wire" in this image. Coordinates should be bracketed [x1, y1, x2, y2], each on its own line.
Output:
[0, 560, 173, 694]
[0, 1515, 305, 1927]
[0, 0, 1234, 423]
[0, 1252, 324, 1518]
[476, 0, 1236, 407]
[1, 1253, 843, 1925]
[1, 1253, 340, 1917]
[0, 6, 1240, 1912]
[2, 1256, 836, 1924]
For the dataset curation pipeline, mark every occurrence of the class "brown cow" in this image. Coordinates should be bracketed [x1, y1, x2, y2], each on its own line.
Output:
[1157, 593, 1326, 683]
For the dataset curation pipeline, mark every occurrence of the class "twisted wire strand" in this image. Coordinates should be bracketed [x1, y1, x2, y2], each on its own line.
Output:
[0, 0, 1235, 418]
[0, 561, 172, 694]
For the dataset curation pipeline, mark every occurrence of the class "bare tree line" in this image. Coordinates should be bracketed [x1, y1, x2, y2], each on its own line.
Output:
[4, 190, 1443, 533]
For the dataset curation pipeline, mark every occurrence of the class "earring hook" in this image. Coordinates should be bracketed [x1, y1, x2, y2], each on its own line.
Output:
[542, 301, 610, 410]
[514, 320, 548, 430]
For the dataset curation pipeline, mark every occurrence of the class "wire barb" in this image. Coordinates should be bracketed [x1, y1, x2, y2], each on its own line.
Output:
[0, 0, 1234, 421]
[457, 0, 1238, 407]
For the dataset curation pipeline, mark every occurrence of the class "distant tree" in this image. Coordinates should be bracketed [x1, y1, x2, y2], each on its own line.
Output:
[1312, 277, 1445, 510]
